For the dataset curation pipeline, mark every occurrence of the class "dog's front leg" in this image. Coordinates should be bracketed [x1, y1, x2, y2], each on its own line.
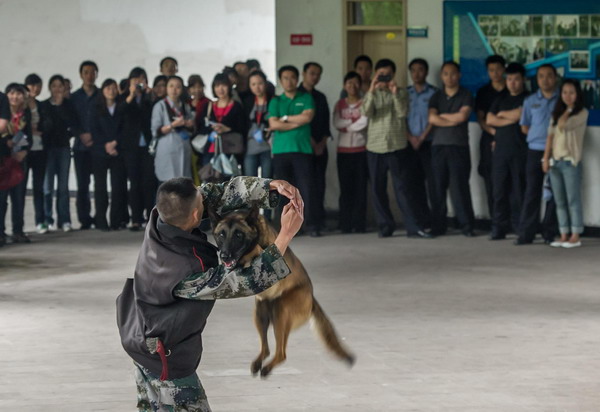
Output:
[251, 298, 271, 376]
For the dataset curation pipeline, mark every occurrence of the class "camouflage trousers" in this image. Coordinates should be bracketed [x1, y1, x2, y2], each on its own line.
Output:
[134, 362, 212, 412]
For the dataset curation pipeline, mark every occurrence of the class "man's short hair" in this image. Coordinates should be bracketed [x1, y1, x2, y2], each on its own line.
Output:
[48, 74, 66, 89]
[24, 73, 42, 86]
[249, 70, 267, 83]
[441, 60, 461, 72]
[353, 55, 373, 69]
[79, 60, 98, 74]
[278, 65, 299, 79]
[303, 62, 322, 73]
[156, 178, 199, 226]
[375, 58, 396, 74]
[537, 63, 557, 76]
[505, 62, 525, 77]
[408, 58, 429, 73]
[485, 55, 506, 67]
[160, 56, 178, 68]
[343, 71, 362, 85]
[153, 75, 167, 87]
[246, 59, 261, 71]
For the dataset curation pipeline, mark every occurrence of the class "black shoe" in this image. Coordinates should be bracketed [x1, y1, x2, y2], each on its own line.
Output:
[0, 236, 6, 247]
[489, 232, 506, 240]
[408, 230, 434, 239]
[354, 228, 366, 234]
[12, 233, 31, 243]
[462, 230, 476, 237]
[309, 230, 322, 238]
[543, 238, 554, 245]
[129, 224, 141, 232]
[80, 224, 92, 230]
[513, 237, 531, 246]
[378, 227, 394, 238]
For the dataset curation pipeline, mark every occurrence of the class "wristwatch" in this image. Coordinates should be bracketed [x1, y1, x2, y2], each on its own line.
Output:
[281, 115, 289, 122]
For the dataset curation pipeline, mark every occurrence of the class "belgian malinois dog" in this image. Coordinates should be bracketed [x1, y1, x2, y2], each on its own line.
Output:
[209, 206, 355, 377]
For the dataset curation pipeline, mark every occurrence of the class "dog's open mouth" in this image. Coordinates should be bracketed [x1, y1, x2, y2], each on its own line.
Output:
[223, 259, 237, 269]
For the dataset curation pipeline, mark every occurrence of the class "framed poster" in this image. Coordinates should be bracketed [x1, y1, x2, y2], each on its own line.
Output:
[444, 1, 600, 125]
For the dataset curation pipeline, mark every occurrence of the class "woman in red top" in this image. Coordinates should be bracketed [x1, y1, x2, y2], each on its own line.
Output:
[197, 73, 246, 166]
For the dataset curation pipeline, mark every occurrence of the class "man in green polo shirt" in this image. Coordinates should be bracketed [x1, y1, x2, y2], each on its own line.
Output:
[268, 65, 320, 236]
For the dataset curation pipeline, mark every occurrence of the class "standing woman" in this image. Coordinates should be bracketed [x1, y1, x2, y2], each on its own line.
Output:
[39, 75, 79, 232]
[90, 78, 128, 231]
[542, 79, 588, 248]
[121, 67, 156, 230]
[151, 75, 167, 104]
[151, 75, 195, 183]
[188, 74, 211, 185]
[333, 71, 369, 233]
[24, 74, 48, 234]
[0, 83, 32, 244]
[197, 73, 246, 166]
[243, 70, 272, 179]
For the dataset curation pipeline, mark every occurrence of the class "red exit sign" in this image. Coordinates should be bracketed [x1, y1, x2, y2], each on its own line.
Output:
[290, 34, 313, 46]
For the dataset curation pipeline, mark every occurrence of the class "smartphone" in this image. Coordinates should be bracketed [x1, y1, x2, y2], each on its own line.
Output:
[377, 74, 392, 83]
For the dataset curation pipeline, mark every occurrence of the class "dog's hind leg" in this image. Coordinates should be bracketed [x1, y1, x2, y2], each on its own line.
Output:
[260, 299, 292, 378]
[251, 298, 271, 376]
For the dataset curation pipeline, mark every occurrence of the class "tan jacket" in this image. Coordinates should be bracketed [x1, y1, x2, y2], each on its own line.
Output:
[548, 108, 588, 165]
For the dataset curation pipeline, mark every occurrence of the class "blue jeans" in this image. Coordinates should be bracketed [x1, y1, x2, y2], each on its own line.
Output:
[44, 147, 71, 226]
[549, 160, 583, 235]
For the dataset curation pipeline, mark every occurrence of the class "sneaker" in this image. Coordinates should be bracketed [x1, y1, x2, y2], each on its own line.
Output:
[562, 241, 581, 249]
[62, 223, 72, 232]
[48, 223, 57, 231]
[12, 233, 31, 243]
[36, 223, 48, 234]
[549, 241, 564, 248]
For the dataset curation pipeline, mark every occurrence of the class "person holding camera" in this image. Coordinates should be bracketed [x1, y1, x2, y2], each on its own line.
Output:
[151, 76, 195, 184]
[120, 67, 156, 230]
[361, 58, 431, 239]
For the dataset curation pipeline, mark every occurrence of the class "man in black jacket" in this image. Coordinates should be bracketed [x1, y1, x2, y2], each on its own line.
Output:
[298, 62, 331, 236]
[117, 176, 303, 411]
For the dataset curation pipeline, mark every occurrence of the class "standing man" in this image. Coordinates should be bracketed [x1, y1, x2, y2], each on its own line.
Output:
[268, 65, 319, 236]
[70, 60, 99, 230]
[341, 55, 373, 98]
[299, 62, 331, 235]
[486, 62, 528, 240]
[361, 58, 431, 239]
[475, 55, 507, 219]
[428, 61, 475, 237]
[407, 58, 437, 229]
[515, 64, 559, 245]
[159, 57, 178, 77]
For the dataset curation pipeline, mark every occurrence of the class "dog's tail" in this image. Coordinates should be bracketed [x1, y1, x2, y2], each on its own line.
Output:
[311, 298, 355, 367]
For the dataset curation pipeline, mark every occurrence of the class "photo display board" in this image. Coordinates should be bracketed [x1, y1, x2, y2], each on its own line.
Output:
[444, 1, 600, 125]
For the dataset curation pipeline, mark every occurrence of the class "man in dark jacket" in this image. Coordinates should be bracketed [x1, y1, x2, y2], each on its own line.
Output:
[117, 176, 303, 411]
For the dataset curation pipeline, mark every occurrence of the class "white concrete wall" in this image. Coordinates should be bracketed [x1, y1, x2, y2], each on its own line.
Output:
[275, 0, 600, 228]
[0, 0, 276, 100]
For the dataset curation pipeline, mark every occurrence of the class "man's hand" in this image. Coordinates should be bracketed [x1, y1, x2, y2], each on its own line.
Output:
[269, 180, 304, 215]
[13, 151, 27, 162]
[274, 203, 304, 255]
[80, 132, 93, 147]
[389, 80, 398, 95]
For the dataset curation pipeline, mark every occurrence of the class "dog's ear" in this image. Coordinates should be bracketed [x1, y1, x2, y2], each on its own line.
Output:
[207, 206, 222, 230]
[246, 204, 260, 226]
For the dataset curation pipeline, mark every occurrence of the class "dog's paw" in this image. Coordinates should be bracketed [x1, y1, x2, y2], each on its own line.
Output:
[345, 354, 356, 368]
[250, 360, 262, 376]
[260, 365, 272, 379]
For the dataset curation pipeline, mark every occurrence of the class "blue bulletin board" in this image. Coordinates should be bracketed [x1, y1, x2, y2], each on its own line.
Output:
[444, 1, 600, 125]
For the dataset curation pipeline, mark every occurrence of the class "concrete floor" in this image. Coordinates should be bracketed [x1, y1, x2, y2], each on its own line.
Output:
[1, 207, 600, 411]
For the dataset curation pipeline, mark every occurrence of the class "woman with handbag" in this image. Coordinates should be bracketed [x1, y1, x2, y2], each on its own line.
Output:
[0, 84, 32, 245]
[197, 73, 246, 167]
[90, 78, 128, 231]
[150, 75, 195, 184]
[243, 70, 272, 180]
[188, 74, 211, 185]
